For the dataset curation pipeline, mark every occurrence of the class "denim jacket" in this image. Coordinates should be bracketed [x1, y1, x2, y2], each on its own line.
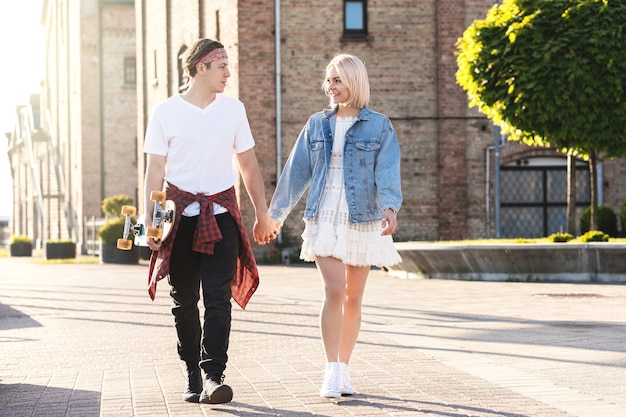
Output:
[269, 106, 402, 224]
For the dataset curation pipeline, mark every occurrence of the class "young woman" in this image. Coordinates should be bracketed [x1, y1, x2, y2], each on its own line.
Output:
[269, 54, 402, 398]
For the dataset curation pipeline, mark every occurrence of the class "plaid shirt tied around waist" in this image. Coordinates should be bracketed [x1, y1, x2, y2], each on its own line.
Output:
[147, 183, 259, 309]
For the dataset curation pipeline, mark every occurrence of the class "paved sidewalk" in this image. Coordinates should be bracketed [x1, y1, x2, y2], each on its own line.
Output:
[0, 256, 625, 417]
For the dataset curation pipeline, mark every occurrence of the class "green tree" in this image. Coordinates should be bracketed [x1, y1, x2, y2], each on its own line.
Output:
[456, 0, 626, 232]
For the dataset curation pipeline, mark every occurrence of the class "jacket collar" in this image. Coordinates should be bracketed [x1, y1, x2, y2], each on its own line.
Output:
[323, 106, 371, 121]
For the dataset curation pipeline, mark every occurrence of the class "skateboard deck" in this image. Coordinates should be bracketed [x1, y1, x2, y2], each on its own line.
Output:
[116, 191, 176, 250]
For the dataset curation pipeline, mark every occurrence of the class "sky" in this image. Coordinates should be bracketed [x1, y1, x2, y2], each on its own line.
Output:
[0, 0, 44, 218]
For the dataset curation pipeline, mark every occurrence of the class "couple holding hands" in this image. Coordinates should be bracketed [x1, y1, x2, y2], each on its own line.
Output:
[142, 38, 402, 404]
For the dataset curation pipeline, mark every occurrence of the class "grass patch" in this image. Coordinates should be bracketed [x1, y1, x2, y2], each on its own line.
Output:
[431, 238, 546, 244]
[31, 257, 100, 265]
[428, 237, 626, 244]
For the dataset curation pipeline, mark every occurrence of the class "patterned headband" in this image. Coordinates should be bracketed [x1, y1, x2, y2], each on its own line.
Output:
[198, 48, 228, 65]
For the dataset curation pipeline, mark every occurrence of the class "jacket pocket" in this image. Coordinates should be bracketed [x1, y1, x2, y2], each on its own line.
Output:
[309, 139, 327, 171]
[355, 140, 380, 167]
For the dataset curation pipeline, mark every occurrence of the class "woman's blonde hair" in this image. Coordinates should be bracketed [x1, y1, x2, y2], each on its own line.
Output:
[322, 54, 370, 109]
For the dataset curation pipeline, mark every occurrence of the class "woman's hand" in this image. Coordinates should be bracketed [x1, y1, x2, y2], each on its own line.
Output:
[381, 208, 397, 236]
[253, 211, 281, 245]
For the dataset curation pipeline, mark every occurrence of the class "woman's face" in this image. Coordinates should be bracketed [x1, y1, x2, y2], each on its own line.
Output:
[325, 66, 350, 105]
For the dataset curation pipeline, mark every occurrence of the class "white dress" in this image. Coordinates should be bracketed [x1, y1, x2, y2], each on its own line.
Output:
[300, 116, 402, 267]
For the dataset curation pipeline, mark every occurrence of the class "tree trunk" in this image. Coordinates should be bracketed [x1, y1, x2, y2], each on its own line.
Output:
[589, 151, 598, 231]
[566, 154, 577, 235]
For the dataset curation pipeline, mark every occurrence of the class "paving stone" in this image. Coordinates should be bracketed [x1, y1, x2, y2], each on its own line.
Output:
[0, 258, 625, 416]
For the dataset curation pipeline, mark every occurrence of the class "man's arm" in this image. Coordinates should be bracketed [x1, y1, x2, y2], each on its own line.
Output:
[236, 148, 279, 245]
[144, 153, 166, 250]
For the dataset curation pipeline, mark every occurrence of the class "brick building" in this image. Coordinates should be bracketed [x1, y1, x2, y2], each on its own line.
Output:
[6, 0, 137, 249]
[136, 0, 626, 248]
[9, 0, 626, 252]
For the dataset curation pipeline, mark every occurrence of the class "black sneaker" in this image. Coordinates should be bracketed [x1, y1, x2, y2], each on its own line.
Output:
[182, 367, 203, 403]
[200, 375, 233, 404]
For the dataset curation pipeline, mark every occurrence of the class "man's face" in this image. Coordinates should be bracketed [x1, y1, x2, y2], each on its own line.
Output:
[204, 58, 230, 93]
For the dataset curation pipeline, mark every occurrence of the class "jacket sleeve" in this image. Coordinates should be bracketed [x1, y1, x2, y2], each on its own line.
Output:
[375, 117, 403, 214]
[269, 119, 314, 224]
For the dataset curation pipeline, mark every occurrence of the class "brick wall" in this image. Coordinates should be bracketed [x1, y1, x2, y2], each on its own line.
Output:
[101, 3, 138, 206]
[237, 0, 277, 249]
[135, 0, 626, 249]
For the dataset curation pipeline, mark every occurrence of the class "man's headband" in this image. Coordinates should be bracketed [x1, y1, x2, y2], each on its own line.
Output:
[198, 48, 228, 65]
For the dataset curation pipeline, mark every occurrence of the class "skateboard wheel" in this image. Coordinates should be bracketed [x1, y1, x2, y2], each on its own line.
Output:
[117, 238, 133, 250]
[147, 226, 163, 240]
[121, 205, 137, 216]
[150, 191, 166, 203]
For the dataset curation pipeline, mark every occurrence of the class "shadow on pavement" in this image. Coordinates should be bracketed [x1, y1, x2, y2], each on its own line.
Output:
[0, 383, 100, 417]
[217, 401, 334, 416]
[0, 304, 40, 331]
[338, 395, 531, 417]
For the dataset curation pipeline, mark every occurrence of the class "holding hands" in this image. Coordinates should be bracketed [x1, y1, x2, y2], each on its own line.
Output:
[254, 211, 281, 245]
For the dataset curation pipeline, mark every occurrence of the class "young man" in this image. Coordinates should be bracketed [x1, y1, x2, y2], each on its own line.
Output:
[143, 38, 278, 404]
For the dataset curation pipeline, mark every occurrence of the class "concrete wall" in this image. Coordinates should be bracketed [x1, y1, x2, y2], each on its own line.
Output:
[390, 241, 626, 283]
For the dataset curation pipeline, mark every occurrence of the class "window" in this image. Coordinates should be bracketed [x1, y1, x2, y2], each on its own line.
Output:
[124, 57, 136, 85]
[215, 10, 221, 41]
[178, 46, 188, 92]
[344, 0, 367, 35]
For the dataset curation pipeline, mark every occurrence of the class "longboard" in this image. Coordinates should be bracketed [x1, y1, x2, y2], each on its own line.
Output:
[116, 191, 175, 250]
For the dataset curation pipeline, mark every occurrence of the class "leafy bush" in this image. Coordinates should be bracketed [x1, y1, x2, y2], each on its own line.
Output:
[579, 230, 609, 242]
[579, 205, 618, 237]
[102, 195, 134, 218]
[548, 233, 574, 243]
[98, 195, 135, 244]
[98, 217, 127, 244]
[10, 235, 31, 244]
[47, 238, 73, 244]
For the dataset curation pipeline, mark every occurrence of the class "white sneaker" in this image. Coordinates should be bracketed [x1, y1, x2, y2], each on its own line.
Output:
[339, 362, 355, 395]
[320, 362, 341, 398]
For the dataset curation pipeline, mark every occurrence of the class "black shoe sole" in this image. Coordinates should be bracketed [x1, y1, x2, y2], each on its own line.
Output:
[200, 385, 233, 404]
[182, 392, 201, 403]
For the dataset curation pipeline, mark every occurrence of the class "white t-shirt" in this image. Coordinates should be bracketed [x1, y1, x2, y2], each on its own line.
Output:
[143, 94, 255, 215]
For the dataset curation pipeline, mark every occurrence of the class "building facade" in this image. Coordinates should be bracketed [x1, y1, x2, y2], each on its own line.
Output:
[8, 0, 626, 253]
[135, 0, 626, 248]
[7, 0, 137, 250]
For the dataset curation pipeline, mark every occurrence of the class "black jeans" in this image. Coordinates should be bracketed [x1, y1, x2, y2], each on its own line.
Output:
[168, 213, 240, 377]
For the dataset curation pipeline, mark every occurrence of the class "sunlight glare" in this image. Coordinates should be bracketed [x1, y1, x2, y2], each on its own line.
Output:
[0, 0, 44, 218]
[0, 1, 44, 128]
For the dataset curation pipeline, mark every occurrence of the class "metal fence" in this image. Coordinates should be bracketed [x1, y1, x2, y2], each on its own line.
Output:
[83, 217, 105, 256]
[0, 222, 9, 249]
[500, 165, 590, 238]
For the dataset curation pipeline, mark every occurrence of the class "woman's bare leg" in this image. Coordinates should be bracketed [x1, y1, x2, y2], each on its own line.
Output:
[339, 264, 370, 364]
[315, 256, 347, 362]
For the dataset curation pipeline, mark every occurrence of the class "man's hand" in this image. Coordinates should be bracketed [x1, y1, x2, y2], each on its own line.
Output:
[254, 212, 280, 245]
[146, 236, 162, 251]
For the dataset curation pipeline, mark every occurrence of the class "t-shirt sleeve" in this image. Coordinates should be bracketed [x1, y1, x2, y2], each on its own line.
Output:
[234, 102, 255, 154]
[143, 107, 168, 156]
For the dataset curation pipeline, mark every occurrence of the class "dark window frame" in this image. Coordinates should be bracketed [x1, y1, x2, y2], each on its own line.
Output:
[178, 46, 188, 92]
[123, 57, 136, 85]
[343, 0, 367, 36]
